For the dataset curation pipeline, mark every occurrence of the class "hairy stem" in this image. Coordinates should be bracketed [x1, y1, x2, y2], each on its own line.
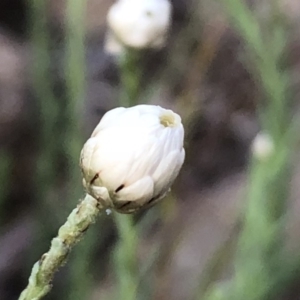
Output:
[19, 195, 103, 300]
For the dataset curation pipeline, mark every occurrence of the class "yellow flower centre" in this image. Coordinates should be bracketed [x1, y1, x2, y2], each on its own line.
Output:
[159, 111, 177, 127]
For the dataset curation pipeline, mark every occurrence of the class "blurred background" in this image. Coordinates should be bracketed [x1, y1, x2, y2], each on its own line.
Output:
[0, 0, 300, 299]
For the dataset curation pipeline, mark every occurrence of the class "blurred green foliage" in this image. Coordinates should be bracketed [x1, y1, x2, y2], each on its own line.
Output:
[200, 1, 298, 300]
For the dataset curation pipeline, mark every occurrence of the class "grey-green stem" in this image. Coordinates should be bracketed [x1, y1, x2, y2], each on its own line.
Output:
[19, 194, 103, 300]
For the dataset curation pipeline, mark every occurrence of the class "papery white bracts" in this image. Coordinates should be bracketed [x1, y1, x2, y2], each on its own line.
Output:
[105, 0, 171, 54]
[80, 105, 185, 214]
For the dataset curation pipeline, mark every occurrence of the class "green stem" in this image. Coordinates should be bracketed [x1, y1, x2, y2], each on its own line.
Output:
[64, 0, 86, 194]
[113, 213, 139, 300]
[28, 0, 59, 197]
[28, 0, 63, 267]
[18, 195, 103, 300]
[63, 1, 96, 299]
[119, 50, 142, 107]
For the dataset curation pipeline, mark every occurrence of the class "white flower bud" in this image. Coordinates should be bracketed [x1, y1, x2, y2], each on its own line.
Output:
[251, 132, 274, 161]
[105, 0, 171, 53]
[80, 105, 185, 214]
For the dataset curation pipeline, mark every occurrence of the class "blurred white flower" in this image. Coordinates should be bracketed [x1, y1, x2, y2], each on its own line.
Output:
[105, 0, 171, 54]
[80, 105, 185, 214]
[251, 132, 274, 161]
